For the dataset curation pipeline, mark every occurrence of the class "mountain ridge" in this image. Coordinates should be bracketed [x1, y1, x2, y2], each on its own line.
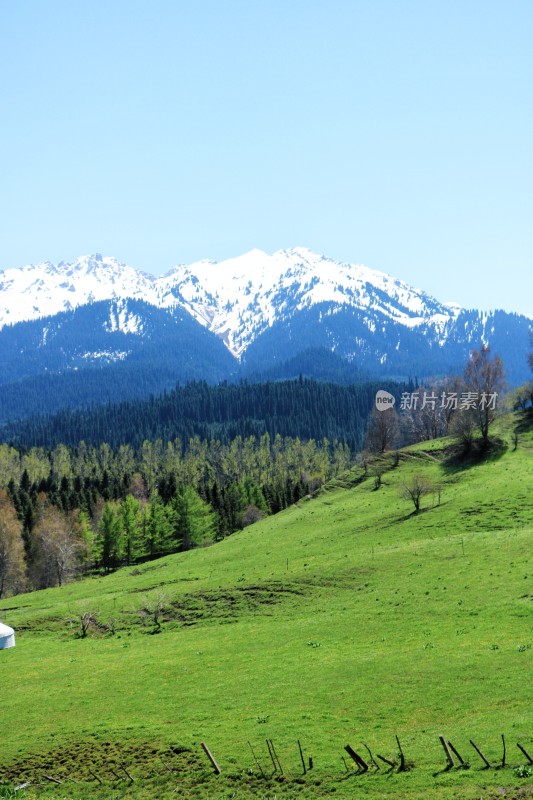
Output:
[0, 249, 531, 410]
[0, 247, 468, 358]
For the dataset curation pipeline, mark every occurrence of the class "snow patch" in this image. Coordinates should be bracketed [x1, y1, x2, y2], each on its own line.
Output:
[105, 301, 144, 334]
[80, 350, 129, 362]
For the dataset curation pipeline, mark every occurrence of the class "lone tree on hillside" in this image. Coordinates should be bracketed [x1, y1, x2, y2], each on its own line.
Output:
[365, 406, 400, 454]
[529, 331, 533, 374]
[399, 473, 434, 514]
[463, 345, 505, 444]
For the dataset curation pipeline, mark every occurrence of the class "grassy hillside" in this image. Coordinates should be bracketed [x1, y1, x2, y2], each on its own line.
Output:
[1, 412, 532, 800]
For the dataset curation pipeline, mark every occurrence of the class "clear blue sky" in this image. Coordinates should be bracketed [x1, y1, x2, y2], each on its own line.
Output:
[1, 1, 531, 315]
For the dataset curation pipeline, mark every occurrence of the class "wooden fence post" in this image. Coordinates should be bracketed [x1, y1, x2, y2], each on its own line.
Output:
[396, 735, 407, 772]
[297, 740, 307, 775]
[201, 742, 221, 775]
[517, 743, 533, 765]
[469, 739, 491, 768]
[439, 735, 455, 769]
[447, 741, 466, 767]
[269, 740, 283, 775]
[344, 745, 369, 772]
[247, 741, 265, 777]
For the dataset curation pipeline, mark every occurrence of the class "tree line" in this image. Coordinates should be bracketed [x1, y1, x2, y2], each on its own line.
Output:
[363, 346, 509, 454]
[0, 433, 353, 597]
[3, 344, 529, 598]
[4, 378, 410, 451]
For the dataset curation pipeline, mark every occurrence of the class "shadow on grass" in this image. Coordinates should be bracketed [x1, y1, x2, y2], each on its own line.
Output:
[442, 436, 508, 474]
[390, 506, 432, 524]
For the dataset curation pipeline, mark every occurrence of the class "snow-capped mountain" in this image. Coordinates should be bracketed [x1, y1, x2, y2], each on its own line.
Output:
[0, 253, 158, 328]
[0, 248, 531, 418]
[1, 247, 462, 356]
[157, 247, 462, 358]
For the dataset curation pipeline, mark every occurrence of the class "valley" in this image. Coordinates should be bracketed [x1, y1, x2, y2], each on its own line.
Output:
[1, 413, 532, 799]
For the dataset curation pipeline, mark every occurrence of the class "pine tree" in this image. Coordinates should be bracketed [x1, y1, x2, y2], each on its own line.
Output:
[141, 494, 174, 557]
[119, 494, 142, 565]
[171, 486, 216, 551]
[96, 502, 122, 573]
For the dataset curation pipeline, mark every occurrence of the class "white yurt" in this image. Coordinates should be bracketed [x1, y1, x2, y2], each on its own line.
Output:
[0, 622, 15, 649]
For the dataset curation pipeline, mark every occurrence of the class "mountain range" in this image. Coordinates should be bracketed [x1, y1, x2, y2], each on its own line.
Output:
[0, 248, 530, 421]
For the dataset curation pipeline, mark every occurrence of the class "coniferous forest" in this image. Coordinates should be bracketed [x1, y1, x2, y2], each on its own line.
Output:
[4, 378, 409, 451]
[1, 432, 351, 594]
[0, 378, 414, 596]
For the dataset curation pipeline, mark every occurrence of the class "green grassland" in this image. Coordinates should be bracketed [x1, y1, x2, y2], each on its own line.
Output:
[1, 412, 532, 800]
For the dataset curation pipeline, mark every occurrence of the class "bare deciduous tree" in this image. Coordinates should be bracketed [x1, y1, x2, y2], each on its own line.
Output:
[239, 504, 263, 528]
[399, 473, 434, 513]
[450, 409, 476, 453]
[401, 377, 463, 445]
[31, 494, 81, 588]
[0, 491, 26, 598]
[463, 345, 505, 444]
[365, 407, 400, 454]
[79, 611, 97, 638]
[373, 467, 385, 490]
[140, 591, 168, 633]
[356, 450, 370, 476]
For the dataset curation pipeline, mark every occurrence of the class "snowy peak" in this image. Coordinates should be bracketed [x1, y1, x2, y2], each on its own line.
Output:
[0, 248, 463, 357]
[1, 248, 531, 389]
[0, 254, 157, 328]
[155, 247, 460, 357]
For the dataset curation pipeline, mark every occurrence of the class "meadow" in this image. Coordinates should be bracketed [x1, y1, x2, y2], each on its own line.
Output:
[1, 412, 532, 800]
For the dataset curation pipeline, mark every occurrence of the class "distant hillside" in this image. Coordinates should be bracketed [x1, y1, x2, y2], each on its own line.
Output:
[0, 299, 237, 420]
[240, 303, 531, 387]
[4, 378, 409, 450]
[241, 347, 371, 384]
[0, 249, 530, 422]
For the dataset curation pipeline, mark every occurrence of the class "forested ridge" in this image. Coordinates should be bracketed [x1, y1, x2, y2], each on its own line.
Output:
[4, 378, 409, 451]
[0, 378, 416, 595]
[0, 432, 354, 594]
